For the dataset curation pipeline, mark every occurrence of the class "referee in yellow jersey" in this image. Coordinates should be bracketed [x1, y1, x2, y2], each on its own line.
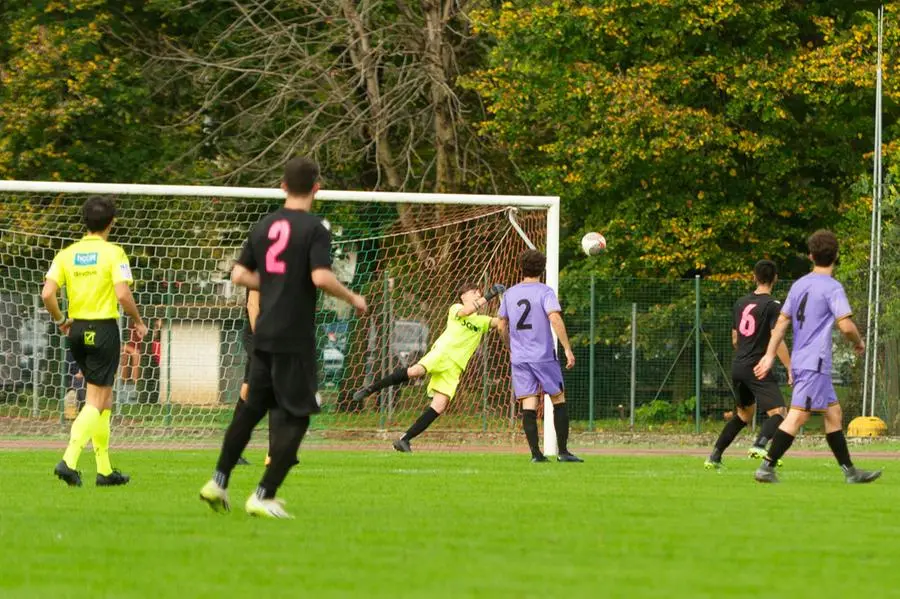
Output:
[42, 196, 147, 487]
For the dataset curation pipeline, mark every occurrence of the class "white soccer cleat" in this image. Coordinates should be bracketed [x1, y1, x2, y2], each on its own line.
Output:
[245, 494, 294, 519]
[199, 479, 231, 513]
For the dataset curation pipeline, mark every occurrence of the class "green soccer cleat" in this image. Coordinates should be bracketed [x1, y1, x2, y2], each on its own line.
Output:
[245, 495, 293, 519]
[704, 458, 723, 471]
[199, 479, 230, 513]
[748, 446, 784, 467]
[747, 446, 767, 460]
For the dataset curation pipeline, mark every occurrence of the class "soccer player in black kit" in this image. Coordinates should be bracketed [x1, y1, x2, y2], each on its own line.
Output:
[200, 157, 367, 518]
[705, 260, 792, 470]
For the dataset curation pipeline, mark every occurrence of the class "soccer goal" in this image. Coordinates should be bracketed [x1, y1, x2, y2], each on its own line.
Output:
[0, 181, 561, 451]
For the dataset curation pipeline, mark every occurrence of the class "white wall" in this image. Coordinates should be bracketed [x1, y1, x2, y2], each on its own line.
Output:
[159, 322, 220, 405]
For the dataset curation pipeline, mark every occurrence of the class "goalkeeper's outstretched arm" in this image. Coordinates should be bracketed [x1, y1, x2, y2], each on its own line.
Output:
[458, 283, 505, 317]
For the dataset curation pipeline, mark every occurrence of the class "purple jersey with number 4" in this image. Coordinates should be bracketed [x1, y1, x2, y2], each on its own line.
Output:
[499, 282, 560, 365]
[781, 273, 852, 375]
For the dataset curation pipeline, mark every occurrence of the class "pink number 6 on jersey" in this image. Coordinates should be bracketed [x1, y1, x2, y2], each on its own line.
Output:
[265, 219, 290, 274]
[738, 303, 757, 336]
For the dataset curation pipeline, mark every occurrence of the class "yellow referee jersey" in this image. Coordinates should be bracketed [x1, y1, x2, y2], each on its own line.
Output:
[45, 234, 133, 320]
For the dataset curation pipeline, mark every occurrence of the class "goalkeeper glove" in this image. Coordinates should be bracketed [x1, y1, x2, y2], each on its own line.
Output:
[483, 283, 506, 301]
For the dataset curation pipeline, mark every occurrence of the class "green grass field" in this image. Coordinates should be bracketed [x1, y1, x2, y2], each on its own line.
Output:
[2, 449, 899, 599]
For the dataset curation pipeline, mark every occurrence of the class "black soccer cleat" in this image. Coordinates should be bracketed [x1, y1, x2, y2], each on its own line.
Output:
[352, 386, 373, 402]
[531, 454, 550, 463]
[236, 456, 251, 466]
[96, 469, 130, 487]
[54, 460, 83, 487]
[557, 452, 584, 463]
[392, 438, 412, 453]
[843, 466, 882, 484]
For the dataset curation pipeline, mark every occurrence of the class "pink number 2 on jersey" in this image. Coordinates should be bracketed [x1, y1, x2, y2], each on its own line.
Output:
[265, 219, 291, 274]
[738, 303, 758, 336]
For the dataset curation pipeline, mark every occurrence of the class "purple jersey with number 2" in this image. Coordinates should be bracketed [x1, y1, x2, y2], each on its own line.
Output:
[500, 282, 564, 399]
[781, 273, 852, 375]
[500, 282, 561, 364]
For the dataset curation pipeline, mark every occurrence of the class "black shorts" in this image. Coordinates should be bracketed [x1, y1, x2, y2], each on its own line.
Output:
[732, 363, 784, 412]
[242, 332, 254, 384]
[246, 349, 320, 417]
[68, 319, 120, 387]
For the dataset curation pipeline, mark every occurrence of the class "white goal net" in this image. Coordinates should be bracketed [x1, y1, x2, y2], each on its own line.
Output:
[0, 182, 558, 448]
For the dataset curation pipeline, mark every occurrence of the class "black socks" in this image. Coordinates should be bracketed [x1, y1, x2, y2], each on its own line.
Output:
[366, 367, 411, 396]
[711, 416, 747, 459]
[753, 413, 784, 448]
[765, 428, 795, 467]
[826, 430, 853, 468]
[403, 407, 440, 441]
[553, 403, 571, 455]
[522, 409, 541, 458]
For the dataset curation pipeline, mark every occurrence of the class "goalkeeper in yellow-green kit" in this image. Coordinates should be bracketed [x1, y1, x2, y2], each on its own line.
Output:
[352, 280, 505, 452]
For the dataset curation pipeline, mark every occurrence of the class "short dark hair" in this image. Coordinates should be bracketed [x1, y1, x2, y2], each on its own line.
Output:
[519, 249, 546, 278]
[753, 259, 777, 285]
[82, 196, 116, 233]
[808, 230, 839, 267]
[283, 157, 319, 196]
[456, 280, 480, 300]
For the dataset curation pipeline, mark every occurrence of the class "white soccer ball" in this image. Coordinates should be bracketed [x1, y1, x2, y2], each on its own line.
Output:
[581, 232, 607, 256]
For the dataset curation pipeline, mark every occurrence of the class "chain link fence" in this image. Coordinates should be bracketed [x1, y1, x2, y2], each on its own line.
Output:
[559, 272, 900, 434]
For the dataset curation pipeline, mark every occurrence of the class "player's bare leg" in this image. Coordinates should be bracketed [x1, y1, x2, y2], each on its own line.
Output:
[520, 395, 548, 462]
[748, 406, 786, 462]
[353, 363, 424, 402]
[394, 387, 447, 453]
[551, 393, 582, 462]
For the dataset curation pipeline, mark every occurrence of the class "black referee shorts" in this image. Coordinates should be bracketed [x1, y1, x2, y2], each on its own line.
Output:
[732, 363, 785, 413]
[247, 349, 321, 418]
[68, 319, 120, 387]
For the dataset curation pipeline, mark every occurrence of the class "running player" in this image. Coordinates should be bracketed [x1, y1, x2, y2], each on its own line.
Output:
[497, 249, 580, 463]
[704, 260, 791, 470]
[351, 281, 505, 452]
[753, 230, 881, 484]
[199, 157, 367, 518]
[43, 195, 147, 487]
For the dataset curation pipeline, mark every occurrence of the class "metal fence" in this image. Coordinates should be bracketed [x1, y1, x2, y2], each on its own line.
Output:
[558, 273, 900, 433]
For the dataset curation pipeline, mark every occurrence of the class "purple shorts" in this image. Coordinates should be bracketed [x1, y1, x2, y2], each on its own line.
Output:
[511, 361, 564, 399]
[791, 369, 839, 412]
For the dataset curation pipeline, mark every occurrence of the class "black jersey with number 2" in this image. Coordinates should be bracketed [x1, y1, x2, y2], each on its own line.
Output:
[237, 207, 332, 354]
[732, 293, 781, 367]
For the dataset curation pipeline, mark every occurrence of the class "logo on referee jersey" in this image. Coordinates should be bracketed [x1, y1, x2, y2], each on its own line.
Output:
[84, 331, 96, 346]
[74, 252, 98, 266]
[119, 263, 132, 279]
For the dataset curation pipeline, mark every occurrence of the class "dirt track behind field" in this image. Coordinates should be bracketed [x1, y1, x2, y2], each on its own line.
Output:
[3, 437, 899, 459]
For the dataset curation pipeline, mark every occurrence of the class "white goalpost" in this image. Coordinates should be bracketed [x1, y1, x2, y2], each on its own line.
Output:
[0, 180, 560, 452]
